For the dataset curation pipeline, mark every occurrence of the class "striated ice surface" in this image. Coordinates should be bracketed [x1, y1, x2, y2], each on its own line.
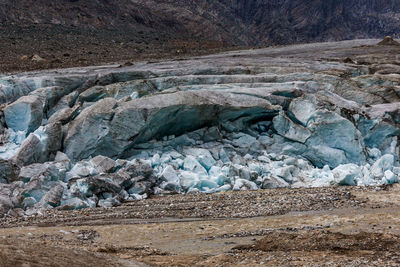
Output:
[0, 39, 399, 215]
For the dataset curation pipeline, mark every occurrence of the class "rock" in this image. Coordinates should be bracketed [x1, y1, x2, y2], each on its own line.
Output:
[31, 54, 46, 62]
[0, 159, 18, 183]
[90, 155, 116, 174]
[11, 134, 42, 166]
[39, 184, 64, 208]
[59, 197, 89, 210]
[233, 179, 258, 191]
[377, 36, 400, 46]
[261, 176, 290, 189]
[4, 95, 43, 134]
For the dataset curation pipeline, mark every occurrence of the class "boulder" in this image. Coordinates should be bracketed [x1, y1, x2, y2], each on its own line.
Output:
[233, 179, 258, 191]
[90, 155, 116, 174]
[11, 134, 42, 166]
[273, 111, 311, 143]
[18, 161, 67, 183]
[0, 159, 18, 183]
[39, 184, 64, 208]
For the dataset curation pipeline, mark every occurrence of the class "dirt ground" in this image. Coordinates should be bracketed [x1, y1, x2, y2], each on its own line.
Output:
[0, 24, 243, 74]
[0, 185, 399, 266]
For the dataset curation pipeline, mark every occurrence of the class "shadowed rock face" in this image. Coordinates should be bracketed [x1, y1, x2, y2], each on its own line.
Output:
[1, 39, 400, 215]
[0, 0, 400, 46]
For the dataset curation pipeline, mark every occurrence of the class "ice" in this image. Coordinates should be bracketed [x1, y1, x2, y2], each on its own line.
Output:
[370, 154, 394, 178]
[160, 165, 180, 184]
[384, 170, 398, 184]
[60, 197, 89, 210]
[183, 148, 216, 171]
[332, 164, 363, 186]
[66, 161, 99, 180]
[183, 155, 208, 176]
[4, 95, 43, 134]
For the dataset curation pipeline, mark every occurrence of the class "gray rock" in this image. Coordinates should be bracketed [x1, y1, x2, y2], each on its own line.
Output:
[11, 134, 42, 166]
[48, 104, 80, 125]
[0, 159, 18, 183]
[90, 155, 116, 174]
[39, 184, 64, 208]
[261, 176, 290, 189]
[59, 197, 89, 210]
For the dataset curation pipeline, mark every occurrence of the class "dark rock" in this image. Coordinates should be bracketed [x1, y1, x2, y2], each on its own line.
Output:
[0, 159, 19, 183]
[377, 36, 400, 46]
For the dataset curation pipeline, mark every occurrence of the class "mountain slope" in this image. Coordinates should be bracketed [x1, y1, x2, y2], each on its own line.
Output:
[1, 0, 400, 72]
[2, 0, 400, 45]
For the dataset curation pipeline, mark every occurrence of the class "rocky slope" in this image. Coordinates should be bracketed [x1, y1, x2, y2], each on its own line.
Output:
[2, 0, 400, 45]
[2, 0, 400, 73]
[0, 39, 400, 216]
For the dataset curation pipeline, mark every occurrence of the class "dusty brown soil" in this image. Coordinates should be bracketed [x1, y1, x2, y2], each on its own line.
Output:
[0, 24, 243, 74]
[0, 184, 400, 266]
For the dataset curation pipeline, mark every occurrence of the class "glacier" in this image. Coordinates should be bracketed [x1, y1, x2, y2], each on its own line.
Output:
[0, 39, 399, 216]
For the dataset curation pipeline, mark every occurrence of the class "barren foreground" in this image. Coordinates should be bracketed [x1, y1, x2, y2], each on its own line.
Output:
[2, 39, 400, 266]
[0, 184, 400, 266]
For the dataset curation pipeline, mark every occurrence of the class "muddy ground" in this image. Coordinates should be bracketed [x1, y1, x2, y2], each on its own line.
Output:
[0, 185, 399, 266]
